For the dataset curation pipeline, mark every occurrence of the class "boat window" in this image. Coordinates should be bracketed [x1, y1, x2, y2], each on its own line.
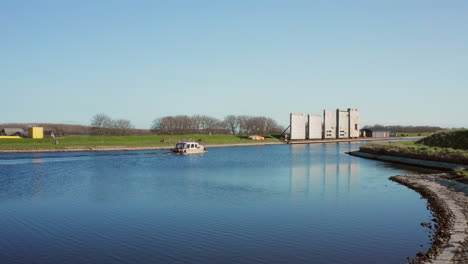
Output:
[191, 144, 195, 148]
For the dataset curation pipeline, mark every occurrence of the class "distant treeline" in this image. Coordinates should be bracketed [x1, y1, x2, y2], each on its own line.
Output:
[151, 115, 283, 135]
[1, 114, 283, 136]
[362, 125, 462, 133]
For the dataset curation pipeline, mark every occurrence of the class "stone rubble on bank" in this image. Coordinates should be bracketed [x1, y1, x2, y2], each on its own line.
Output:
[390, 174, 468, 264]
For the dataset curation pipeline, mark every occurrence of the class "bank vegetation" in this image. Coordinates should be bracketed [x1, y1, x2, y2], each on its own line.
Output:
[359, 129, 468, 165]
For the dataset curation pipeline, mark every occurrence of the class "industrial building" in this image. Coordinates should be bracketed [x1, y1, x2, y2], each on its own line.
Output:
[308, 114, 322, 139]
[323, 110, 337, 139]
[348, 109, 360, 138]
[290, 113, 307, 140]
[336, 109, 349, 139]
[289, 109, 360, 140]
[360, 129, 390, 138]
[0, 128, 24, 137]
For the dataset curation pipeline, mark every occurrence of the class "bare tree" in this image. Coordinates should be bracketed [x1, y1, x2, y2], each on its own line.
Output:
[112, 119, 134, 136]
[91, 113, 112, 136]
[224, 115, 239, 135]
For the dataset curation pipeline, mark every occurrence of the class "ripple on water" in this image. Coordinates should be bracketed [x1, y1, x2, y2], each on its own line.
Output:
[0, 144, 433, 263]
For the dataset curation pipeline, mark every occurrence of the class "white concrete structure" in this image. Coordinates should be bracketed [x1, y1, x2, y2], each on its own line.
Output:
[308, 114, 322, 139]
[290, 113, 307, 140]
[348, 108, 360, 138]
[336, 109, 349, 138]
[323, 110, 336, 139]
[373, 131, 390, 137]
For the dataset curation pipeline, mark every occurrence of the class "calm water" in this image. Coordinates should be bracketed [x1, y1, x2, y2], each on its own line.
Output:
[0, 143, 434, 264]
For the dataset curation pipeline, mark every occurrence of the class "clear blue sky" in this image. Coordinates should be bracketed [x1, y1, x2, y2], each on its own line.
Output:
[2, 0, 467, 128]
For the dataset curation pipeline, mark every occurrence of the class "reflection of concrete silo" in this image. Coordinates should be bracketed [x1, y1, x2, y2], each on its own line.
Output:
[289, 144, 309, 196]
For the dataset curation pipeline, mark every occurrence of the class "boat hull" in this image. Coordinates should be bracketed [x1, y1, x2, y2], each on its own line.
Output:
[172, 148, 207, 155]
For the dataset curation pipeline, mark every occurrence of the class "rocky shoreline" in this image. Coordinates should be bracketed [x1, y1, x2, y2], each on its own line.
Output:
[390, 174, 468, 263]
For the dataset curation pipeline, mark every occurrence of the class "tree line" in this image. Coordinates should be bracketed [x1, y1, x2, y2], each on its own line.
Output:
[0, 114, 284, 137]
[362, 125, 450, 133]
[90, 113, 136, 136]
[151, 115, 283, 135]
[3, 120, 462, 137]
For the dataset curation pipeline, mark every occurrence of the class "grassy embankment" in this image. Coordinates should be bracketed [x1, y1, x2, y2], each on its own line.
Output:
[0, 134, 282, 150]
[396, 132, 433, 137]
[359, 130, 468, 175]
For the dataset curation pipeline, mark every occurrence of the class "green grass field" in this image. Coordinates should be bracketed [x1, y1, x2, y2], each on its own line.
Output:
[359, 130, 468, 165]
[396, 132, 433, 137]
[0, 134, 283, 150]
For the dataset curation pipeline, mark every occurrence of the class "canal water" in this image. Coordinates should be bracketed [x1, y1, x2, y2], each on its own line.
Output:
[0, 143, 433, 263]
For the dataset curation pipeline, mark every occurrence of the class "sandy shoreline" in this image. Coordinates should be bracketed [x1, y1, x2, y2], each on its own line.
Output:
[390, 174, 468, 263]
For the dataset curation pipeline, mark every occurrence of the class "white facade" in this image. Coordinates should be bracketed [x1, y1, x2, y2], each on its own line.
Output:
[336, 109, 349, 138]
[290, 113, 307, 140]
[308, 114, 322, 139]
[348, 108, 360, 138]
[373, 131, 389, 138]
[323, 110, 336, 139]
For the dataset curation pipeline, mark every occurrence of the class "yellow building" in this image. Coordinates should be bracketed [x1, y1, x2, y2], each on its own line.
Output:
[29, 127, 44, 139]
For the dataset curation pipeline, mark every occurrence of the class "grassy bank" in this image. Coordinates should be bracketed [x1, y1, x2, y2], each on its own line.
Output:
[0, 134, 282, 150]
[396, 132, 433, 137]
[418, 129, 468, 150]
[359, 130, 468, 165]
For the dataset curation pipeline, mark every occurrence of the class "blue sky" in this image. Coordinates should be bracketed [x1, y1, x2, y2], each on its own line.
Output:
[2, 0, 467, 128]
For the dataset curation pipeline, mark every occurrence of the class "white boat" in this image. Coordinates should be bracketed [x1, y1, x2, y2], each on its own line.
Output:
[172, 142, 207, 155]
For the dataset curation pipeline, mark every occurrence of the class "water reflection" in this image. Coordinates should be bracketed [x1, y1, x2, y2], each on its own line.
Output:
[290, 143, 360, 199]
[0, 144, 433, 264]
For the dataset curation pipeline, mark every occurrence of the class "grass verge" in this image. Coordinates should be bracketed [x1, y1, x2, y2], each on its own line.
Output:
[359, 141, 468, 165]
[396, 132, 433, 137]
[0, 134, 283, 150]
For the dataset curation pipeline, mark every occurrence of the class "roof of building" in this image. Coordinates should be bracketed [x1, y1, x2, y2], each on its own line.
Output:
[362, 128, 390, 132]
[1, 128, 25, 136]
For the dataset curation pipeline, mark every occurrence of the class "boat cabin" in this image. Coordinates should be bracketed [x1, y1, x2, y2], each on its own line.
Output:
[176, 142, 201, 150]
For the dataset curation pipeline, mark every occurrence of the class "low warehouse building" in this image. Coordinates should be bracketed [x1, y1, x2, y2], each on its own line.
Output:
[361, 129, 390, 138]
[1, 128, 24, 136]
